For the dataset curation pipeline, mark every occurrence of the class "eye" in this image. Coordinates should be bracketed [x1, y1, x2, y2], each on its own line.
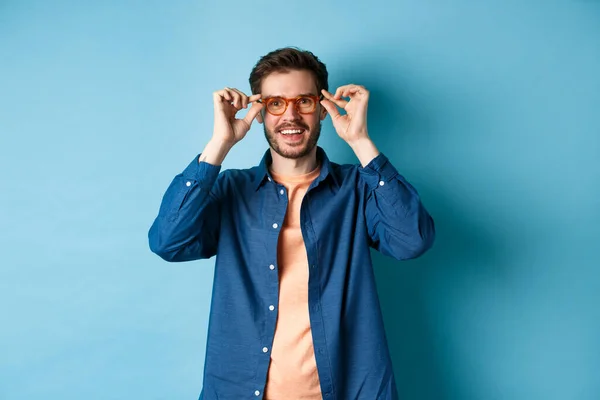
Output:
[297, 96, 315, 110]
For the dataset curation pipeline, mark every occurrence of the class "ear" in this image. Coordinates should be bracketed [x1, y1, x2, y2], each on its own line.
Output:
[319, 103, 328, 121]
[257, 109, 264, 124]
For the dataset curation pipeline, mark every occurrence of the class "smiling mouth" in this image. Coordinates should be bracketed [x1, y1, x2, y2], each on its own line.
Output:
[278, 128, 305, 135]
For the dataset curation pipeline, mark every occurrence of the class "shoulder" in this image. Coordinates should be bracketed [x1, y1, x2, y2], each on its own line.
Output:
[327, 159, 363, 187]
[215, 165, 261, 192]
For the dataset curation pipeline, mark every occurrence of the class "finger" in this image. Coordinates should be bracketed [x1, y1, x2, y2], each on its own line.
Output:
[320, 99, 342, 120]
[213, 90, 234, 113]
[226, 88, 244, 109]
[334, 85, 366, 99]
[230, 88, 249, 108]
[225, 89, 243, 110]
[321, 89, 348, 109]
[215, 88, 232, 102]
[248, 94, 262, 103]
[342, 86, 367, 98]
[243, 101, 264, 127]
[334, 86, 349, 99]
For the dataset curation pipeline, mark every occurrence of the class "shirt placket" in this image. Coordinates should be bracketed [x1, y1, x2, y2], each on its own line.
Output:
[253, 178, 289, 399]
[301, 189, 335, 398]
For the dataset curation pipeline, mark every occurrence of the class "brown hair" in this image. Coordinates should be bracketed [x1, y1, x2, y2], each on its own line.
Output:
[249, 47, 328, 95]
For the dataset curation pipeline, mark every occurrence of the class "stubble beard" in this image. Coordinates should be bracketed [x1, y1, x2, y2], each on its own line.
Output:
[264, 121, 321, 160]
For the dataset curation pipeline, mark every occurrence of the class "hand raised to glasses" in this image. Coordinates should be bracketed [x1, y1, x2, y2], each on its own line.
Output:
[213, 87, 263, 146]
[320, 84, 371, 145]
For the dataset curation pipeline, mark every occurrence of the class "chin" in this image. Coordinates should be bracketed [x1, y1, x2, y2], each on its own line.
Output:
[274, 142, 314, 159]
[264, 124, 321, 160]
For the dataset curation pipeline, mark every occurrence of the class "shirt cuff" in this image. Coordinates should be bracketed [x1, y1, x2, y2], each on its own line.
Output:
[182, 154, 222, 189]
[359, 153, 399, 190]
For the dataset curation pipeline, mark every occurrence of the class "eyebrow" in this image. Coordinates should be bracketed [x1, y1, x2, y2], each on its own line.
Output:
[263, 92, 318, 98]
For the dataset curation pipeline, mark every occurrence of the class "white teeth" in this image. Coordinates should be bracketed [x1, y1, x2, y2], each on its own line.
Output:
[280, 129, 303, 135]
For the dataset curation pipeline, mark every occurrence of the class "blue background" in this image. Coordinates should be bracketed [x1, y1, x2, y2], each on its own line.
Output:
[1, 1, 599, 399]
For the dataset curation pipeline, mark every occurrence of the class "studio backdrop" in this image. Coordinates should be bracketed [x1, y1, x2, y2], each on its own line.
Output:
[1, 1, 599, 399]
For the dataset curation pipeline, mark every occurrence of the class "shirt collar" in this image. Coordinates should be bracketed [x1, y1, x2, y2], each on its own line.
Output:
[253, 146, 340, 191]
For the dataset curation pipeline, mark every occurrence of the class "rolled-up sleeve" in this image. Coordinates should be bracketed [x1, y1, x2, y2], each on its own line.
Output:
[359, 153, 435, 260]
[148, 154, 223, 262]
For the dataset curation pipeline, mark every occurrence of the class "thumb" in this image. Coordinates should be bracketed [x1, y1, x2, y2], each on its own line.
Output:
[242, 101, 264, 127]
[320, 99, 341, 120]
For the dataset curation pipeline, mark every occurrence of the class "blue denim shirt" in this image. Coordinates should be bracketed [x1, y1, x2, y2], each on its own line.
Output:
[148, 146, 435, 400]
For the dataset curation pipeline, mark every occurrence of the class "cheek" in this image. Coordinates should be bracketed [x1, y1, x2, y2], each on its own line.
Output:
[264, 115, 280, 131]
[307, 114, 321, 127]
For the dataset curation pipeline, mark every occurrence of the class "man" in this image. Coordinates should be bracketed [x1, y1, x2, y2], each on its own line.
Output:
[149, 47, 435, 400]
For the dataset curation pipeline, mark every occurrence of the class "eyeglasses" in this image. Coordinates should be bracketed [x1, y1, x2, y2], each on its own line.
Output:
[258, 94, 323, 116]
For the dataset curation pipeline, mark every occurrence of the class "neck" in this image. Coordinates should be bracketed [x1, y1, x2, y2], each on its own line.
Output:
[269, 147, 319, 176]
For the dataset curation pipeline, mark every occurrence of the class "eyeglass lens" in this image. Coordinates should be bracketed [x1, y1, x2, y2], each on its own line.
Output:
[267, 96, 316, 115]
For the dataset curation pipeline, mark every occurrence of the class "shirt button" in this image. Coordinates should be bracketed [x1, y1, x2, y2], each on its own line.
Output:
[269, 305, 275, 311]
[379, 180, 385, 186]
[262, 347, 269, 353]
[272, 223, 278, 229]
[255, 390, 261, 396]
[186, 181, 191, 187]
[269, 264, 275, 270]
[268, 177, 272, 182]
[279, 189, 284, 195]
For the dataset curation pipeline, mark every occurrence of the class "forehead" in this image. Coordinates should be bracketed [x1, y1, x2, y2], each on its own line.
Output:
[261, 69, 317, 97]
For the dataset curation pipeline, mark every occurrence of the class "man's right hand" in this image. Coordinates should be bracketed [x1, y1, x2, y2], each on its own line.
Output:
[200, 88, 263, 166]
[213, 87, 263, 146]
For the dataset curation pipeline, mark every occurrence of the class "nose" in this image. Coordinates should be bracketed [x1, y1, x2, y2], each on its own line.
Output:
[281, 99, 301, 120]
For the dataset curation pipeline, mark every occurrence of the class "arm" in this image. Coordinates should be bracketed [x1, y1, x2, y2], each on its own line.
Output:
[148, 87, 263, 262]
[359, 148, 435, 260]
[320, 85, 435, 260]
[148, 138, 233, 261]
[148, 152, 223, 262]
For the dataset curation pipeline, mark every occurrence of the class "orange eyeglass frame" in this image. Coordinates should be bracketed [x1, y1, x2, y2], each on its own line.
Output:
[258, 94, 324, 116]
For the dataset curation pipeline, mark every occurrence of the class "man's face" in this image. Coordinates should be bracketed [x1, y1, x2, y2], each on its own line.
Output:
[259, 69, 327, 159]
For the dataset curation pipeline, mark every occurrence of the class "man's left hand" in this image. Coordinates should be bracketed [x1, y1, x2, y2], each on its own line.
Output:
[320, 85, 370, 145]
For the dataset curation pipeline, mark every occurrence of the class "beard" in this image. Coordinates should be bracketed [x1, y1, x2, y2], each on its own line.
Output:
[263, 119, 321, 160]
